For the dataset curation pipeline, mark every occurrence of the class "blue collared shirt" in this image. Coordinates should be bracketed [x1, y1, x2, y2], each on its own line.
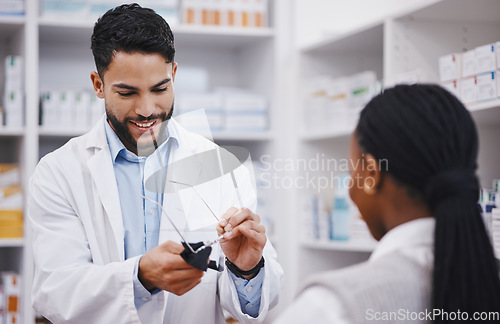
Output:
[104, 118, 263, 316]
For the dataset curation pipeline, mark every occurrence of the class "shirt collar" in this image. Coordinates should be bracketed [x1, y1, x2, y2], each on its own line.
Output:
[104, 117, 179, 164]
[369, 217, 435, 262]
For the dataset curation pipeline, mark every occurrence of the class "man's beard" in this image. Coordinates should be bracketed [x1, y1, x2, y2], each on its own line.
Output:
[106, 102, 174, 156]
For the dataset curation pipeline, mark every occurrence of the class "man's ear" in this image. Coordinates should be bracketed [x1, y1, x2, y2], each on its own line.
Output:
[363, 153, 383, 195]
[171, 62, 178, 83]
[90, 71, 105, 99]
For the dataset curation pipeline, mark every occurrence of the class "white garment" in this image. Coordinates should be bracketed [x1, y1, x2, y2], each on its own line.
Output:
[274, 218, 435, 324]
[29, 116, 284, 324]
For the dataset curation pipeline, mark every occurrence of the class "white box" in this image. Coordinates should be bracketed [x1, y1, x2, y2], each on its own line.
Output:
[3, 91, 23, 127]
[74, 91, 91, 129]
[439, 53, 462, 82]
[496, 41, 500, 70]
[90, 95, 105, 126]
[225, 112, 267, 131]
[224, 94, 267, 112]
[0, 164, 20, 188]
[41, 0, 88, 19]
[0, 0, 24, 15]
[476, 72, 497, 102]
[88, 0, 122, 19]
[441, 80, 460, 99]
[4, 56, 23, 93]
[476, 43, 496, 75]
[393, 68, 423, 85]
[59, 90, 76, 127]
[349, 71, 378, 110]
[459, 76, 477, 104]
[462, 49, 476, 78]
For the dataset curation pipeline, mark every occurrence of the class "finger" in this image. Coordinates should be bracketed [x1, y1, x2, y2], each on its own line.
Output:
[225, 208, 260, 232]
[222, 220, 266, 244]
[161, 240, 185, 254]
[217, 207, 239, 234]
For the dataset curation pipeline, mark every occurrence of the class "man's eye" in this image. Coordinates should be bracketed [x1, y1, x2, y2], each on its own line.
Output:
[152, 88, 167, 93]
[118, 92, 135, 97]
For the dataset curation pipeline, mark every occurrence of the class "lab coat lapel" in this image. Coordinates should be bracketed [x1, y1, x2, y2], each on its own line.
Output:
[86, 116, 125, 261]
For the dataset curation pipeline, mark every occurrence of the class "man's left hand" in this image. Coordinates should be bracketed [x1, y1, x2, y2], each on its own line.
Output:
[216, 207, 266, 275]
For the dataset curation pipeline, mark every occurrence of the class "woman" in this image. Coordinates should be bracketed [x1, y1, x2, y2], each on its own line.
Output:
[275, 84, 500, 323]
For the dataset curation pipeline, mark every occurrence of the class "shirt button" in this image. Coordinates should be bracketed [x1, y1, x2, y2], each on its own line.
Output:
[149, 208, 154, 215]
[247, 304, 253, 308]
[235, 281, 240, 286]
[247, 286, 253, 292]
[141, 297, 149, 301]
[147, 161, 151, 167]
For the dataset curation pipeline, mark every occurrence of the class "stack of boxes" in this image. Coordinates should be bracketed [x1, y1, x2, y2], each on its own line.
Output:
[39, 90, 104, 130]
[175, 89, 268, 134]
[0, 164, 22, 239]
[0, 272, 21, 324]
[303, 71, 381, 133]
[41, 0, 180, 25]
[182, 0, 267, 27]
[0, 0, 23, 15]
[2, 56, 23, 128]
[439, 41, 500, 104]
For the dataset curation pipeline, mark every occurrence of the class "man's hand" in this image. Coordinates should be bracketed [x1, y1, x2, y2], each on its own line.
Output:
[138, 240, 204, 295]
[216, 207, 267, 276]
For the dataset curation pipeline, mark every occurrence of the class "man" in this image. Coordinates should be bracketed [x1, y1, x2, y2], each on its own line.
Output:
[29, 4, 283, 323]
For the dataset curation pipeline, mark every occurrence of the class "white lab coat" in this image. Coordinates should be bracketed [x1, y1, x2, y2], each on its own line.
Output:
[29, 117, 283, 324]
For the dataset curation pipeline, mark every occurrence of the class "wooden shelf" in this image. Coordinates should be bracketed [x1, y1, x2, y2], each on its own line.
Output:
[301, 239, 377, 252]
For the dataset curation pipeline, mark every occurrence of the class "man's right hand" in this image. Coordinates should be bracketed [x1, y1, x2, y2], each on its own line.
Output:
[138, 240, 204, 295]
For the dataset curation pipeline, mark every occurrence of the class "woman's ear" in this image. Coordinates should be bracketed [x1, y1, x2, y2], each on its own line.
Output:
[90, 71, 105, 99]
[362, 153, 383, 195]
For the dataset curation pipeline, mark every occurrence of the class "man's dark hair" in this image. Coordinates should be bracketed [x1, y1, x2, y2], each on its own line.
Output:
[91, 3, 175, 77]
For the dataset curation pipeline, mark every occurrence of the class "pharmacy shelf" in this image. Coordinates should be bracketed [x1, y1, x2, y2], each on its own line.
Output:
[0, 128, 25, 136]
[39, 127, 274, 141]
[0, 15, 24, 38]
[0, 238, 24, 247]
[301, 239, 377, 253]
[301, 119, 357, 141]
[212, 131, 274, 141]
[300, 22, 383, 55]
[468, 100, 500, 125]
[38, 128, 88, 137]
[38, 17, 273, 49]
[409, 0, 500, 22]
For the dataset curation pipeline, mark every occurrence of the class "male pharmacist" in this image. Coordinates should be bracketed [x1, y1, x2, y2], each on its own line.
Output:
[28, 4, 283, 323]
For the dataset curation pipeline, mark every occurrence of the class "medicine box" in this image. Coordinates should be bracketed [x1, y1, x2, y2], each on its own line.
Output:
[439, 53, 462, 82]
[476, 72, 496, 102]
[41, 0, 88, 19]
[459, 76, 477, 104]
[441, 80, 460, 99]
[1, 272, 20, 324]
[476, 43, 496, 75]
[0, 0, 24, 15]
[462, 49, 476, 78]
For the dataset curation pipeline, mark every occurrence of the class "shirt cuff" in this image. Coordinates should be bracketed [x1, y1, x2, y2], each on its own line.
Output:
[133, 256, 161, 309]
[229, 267, 265, 318]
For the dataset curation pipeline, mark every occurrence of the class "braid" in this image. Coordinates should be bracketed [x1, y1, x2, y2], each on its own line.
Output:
[356, 84, 500, 322]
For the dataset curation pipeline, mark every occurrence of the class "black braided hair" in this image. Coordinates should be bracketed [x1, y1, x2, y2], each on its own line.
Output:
[356, 84, 500, 322]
